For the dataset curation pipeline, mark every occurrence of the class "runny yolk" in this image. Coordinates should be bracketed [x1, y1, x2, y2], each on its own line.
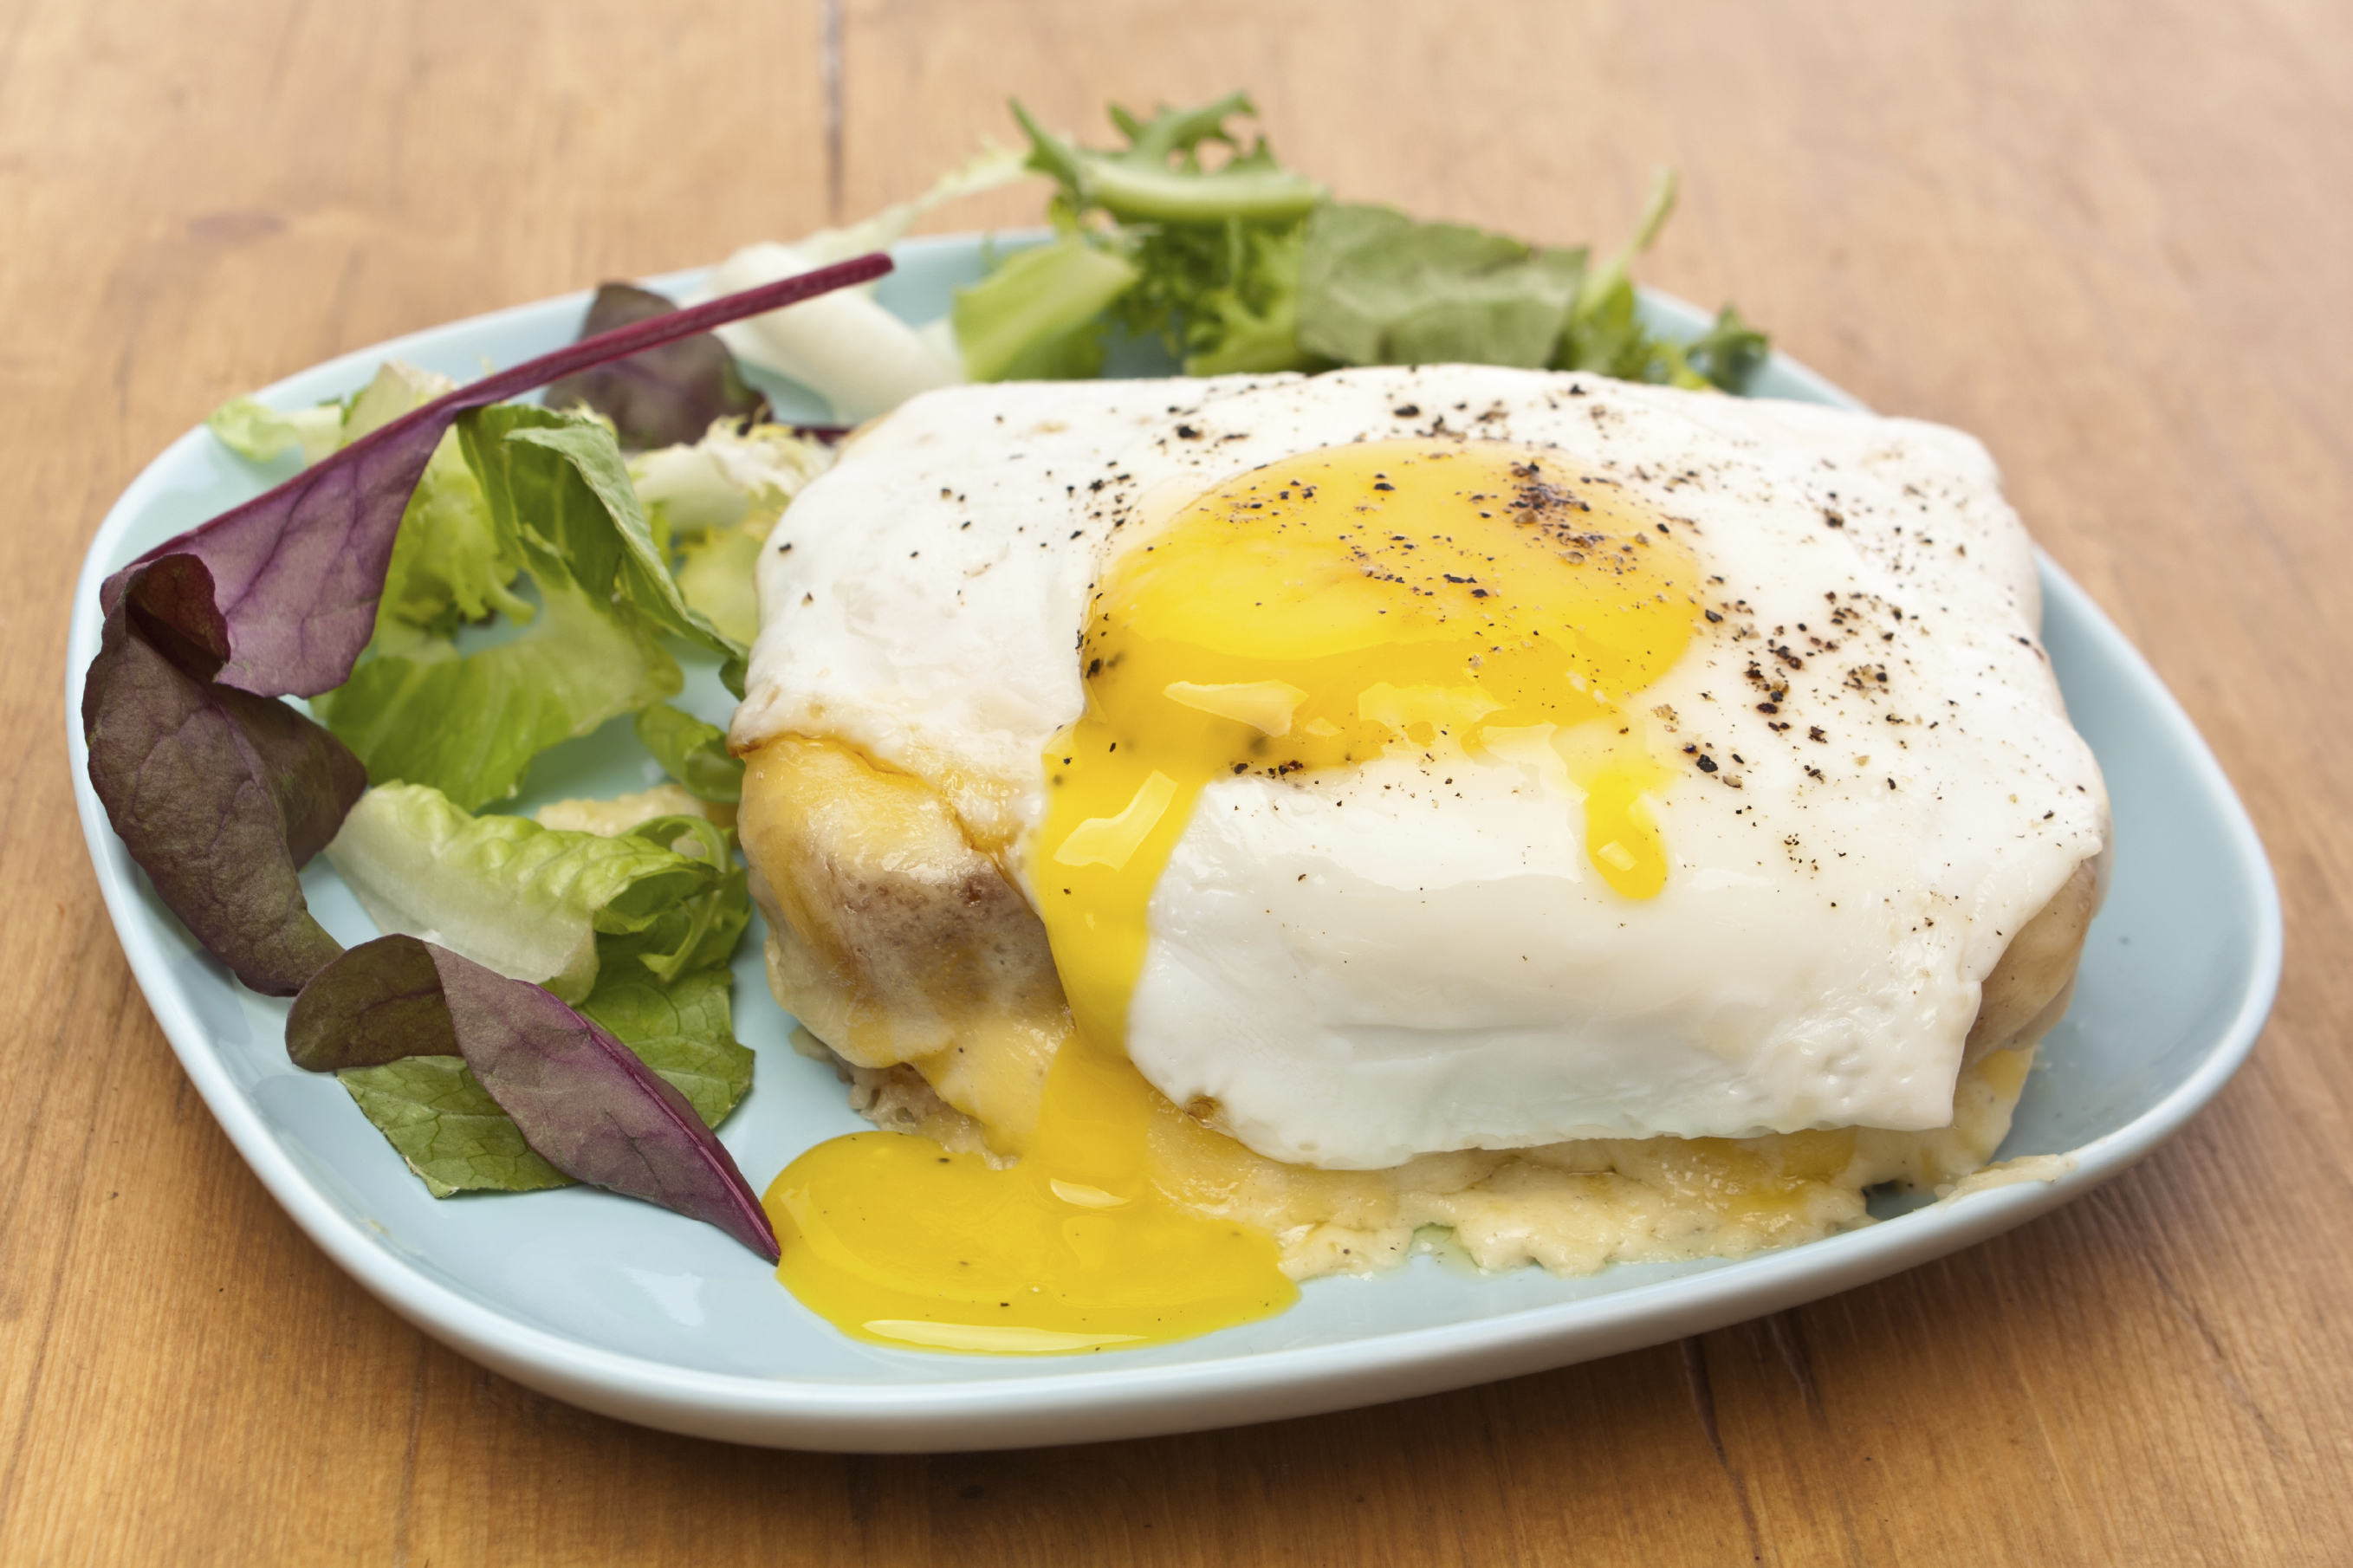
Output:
[763, 440, 1702, 1354]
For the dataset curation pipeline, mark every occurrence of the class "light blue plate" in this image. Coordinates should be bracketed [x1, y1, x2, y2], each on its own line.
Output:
[65, 235, 2281, 1451]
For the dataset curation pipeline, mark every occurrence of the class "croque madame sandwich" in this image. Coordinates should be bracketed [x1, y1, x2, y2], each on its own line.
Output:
[727, 364, 2109, 1351]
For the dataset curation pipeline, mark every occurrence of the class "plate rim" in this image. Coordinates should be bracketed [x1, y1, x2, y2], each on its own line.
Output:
[63, 234, 2284, 1451]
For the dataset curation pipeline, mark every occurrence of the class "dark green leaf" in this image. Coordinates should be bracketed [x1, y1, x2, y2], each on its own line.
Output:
[336, 1057, 570, 1197]
[1298, 204, 1585, 369]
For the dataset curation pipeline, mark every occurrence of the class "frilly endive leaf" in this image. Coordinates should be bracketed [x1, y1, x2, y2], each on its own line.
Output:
[1013, 94, 1326, 226]
[288, 936, 776, 1259]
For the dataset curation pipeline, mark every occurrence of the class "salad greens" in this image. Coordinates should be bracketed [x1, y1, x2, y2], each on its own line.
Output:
[81, 611, 365, 994]
[337, 1057, 574, 1195]
[340, 966, 753, 1196]
[943, 94, 1766, 392]
[1017, 94, 1326, 227]
[87, 255, 888, 1251]
[987, 92, 1324, 376]
[206, 395, 345, 466]
[1296, 204, 1586, 370]
[350, 365, 535, 637]
[953, 234, 1140, 382]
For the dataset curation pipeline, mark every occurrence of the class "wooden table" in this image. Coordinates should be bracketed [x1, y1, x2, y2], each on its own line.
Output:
[7, 1, 2348, 1560]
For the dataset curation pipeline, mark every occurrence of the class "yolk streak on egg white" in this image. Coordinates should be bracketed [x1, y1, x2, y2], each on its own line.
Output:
[762, 440, 1701, 1353]
[1040, 439, 1703, 1054]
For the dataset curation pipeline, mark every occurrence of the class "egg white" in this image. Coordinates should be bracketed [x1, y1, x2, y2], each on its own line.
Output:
[735, 366, 2109, 1167]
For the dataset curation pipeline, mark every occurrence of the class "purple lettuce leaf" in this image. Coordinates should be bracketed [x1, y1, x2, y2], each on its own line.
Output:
[81, 589, 366, 995]
[543, 282, 767, 452]
[101, 251, 890, 702]
[283, 930, 453, 1068]
[288, 936, 776, 1259]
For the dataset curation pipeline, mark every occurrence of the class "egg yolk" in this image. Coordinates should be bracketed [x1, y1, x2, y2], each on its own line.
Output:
[764, 440, 1701, 1354]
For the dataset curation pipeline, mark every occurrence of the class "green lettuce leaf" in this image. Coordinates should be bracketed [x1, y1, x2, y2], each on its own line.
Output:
[671, 531, 762, 646]
[588, 813, 750, 987]
[954, 234, 1140, 381]
[321, 782, 736, 1002]
[1298, 204, 1586, 368]
[474, 408, 743, 666]
[336, 1057, 569, 1196]
[343, 363, 533, 637]
[206, 396, 346, 465]
[315, 584, 677, 813]
[314, 405, 754, 809]
[578, 964, 753, 1126]
[634, 703, 744, 802]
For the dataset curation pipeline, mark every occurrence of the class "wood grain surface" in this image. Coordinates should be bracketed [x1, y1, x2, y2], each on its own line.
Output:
[6, 0, 2350, 1561]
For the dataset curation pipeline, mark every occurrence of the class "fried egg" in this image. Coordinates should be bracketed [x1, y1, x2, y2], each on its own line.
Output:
[730, 366, 2110, 1350]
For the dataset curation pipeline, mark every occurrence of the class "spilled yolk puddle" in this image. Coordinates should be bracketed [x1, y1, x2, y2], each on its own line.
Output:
[768, 1036, 1296, 1353]
[765, 441, 1703, 1353]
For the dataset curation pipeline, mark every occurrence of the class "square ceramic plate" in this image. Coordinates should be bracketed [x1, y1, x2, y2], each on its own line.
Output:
[66, 236, 2281, 1452]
